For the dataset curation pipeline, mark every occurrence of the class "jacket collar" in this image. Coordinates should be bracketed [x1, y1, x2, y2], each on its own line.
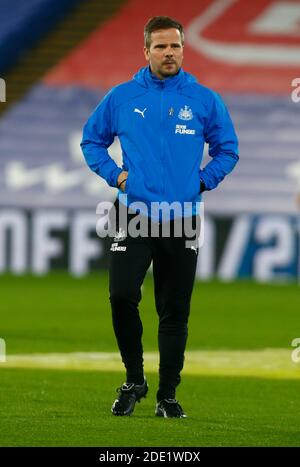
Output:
[134, 66, 186, 91]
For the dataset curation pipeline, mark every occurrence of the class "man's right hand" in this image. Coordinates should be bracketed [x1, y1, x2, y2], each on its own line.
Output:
[117, 171, 128, 192]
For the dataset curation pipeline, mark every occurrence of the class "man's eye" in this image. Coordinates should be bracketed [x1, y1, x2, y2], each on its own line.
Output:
[154, 44, 181, 49]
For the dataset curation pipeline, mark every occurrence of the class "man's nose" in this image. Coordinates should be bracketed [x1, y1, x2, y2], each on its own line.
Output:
[165, 47, 174, 56]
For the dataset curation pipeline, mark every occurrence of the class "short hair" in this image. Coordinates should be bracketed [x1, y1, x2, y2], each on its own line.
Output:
[144, 16, 184, 49]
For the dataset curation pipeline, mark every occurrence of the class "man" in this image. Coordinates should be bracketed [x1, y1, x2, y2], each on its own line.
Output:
[81, 16, 238, 418]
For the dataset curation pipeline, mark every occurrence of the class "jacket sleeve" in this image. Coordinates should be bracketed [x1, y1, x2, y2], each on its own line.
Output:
[200, 91, 239, 191]
[80, 90, 123, 188]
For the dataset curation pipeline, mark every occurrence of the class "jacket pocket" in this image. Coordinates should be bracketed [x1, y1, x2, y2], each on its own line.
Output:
[124, 168, 144, 198]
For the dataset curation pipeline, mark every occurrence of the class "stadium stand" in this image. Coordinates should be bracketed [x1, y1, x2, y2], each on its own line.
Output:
[1, 0, 300, 279]
[0, 0, 126, 115]
[0, 0, 299, 215]
[0, 86, 298, 214]
[0, 0, 81, 73]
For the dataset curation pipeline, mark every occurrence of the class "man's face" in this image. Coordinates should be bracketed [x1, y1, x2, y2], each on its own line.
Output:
[144, 28, 184, 80]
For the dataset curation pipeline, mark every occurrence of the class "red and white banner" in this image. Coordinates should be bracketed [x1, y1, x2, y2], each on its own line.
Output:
[45, 0, 300, 93]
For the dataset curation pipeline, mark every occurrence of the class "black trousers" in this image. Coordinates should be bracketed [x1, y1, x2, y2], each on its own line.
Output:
[108, 199, 199, 401]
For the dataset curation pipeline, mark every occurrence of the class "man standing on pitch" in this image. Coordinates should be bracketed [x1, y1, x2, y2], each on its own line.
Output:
[81, 16, 238, 418]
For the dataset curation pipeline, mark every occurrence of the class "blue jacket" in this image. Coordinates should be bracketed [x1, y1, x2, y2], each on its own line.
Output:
[81, 66, 238, 219]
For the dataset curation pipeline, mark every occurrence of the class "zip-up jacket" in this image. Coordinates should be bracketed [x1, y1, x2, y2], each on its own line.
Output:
[81, 66, 239, 219]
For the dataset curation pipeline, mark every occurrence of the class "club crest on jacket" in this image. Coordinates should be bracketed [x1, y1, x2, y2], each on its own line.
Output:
[178, 105, 193, 121]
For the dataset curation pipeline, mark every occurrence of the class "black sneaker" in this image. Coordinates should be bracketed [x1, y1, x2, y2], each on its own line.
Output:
[111, 378, 148, 416]
[155, 399, 187, 418]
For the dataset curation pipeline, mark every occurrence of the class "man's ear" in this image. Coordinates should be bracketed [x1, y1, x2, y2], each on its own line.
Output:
[143, 46, 150, 62]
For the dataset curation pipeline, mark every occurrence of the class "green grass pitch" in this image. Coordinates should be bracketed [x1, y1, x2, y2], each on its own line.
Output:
[1, 272, 300, 446]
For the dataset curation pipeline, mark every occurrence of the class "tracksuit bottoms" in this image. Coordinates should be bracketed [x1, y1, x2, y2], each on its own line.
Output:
[108, 199, 199, 402]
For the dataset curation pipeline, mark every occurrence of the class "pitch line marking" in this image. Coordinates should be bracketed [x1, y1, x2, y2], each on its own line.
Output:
[1, 349, 300, 380]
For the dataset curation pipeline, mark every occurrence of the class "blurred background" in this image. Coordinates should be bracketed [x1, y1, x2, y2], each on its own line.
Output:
[1, 0, 300, 448]
[0, 0, 300, 282]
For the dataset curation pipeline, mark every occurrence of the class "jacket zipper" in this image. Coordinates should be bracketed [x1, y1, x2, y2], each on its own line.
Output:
[160, 84, 165, 198]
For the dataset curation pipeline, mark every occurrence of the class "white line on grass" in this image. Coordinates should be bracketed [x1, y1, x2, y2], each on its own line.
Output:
[1, 349, 300, 379]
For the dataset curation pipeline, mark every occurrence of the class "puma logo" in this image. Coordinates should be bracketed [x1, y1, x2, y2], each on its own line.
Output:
[134, 107, 147, 118]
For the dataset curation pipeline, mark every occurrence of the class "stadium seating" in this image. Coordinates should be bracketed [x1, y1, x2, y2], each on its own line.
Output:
[0, 85, 298, 214]
[0, 0, 81, 73]
[1, 0, 298, 215]
[1, 0, 299, 280]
